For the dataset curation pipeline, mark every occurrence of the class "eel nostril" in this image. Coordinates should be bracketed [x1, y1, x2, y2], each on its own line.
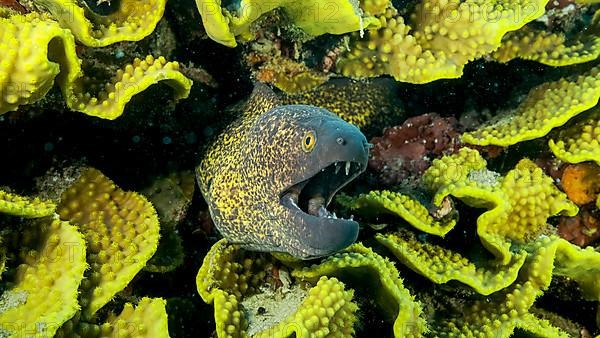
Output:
[336, 137, 345, 145]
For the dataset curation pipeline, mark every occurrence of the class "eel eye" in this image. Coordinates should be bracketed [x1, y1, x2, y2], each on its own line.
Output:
[302, 131, 317, 152]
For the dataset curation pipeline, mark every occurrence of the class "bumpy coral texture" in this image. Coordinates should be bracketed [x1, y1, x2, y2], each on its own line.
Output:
[34, 0, 167, 47]
[101, 298, 170, 338]
[493, 14, 600, 67]
[337, 0, 547, 83]
[197, 239, 361, 337]
[376, 230, 527, 295]
[0, 218, 87, 337]
[549, 107, 600, 166]
[462, 66, 600, 146]
[195, 0, 380, 47]
[0, 12, 192, 119]
[292, 244, 426, 337]
[252, 276, 358, 338]
[57, 168, 161, 318]
[0, 189, 55, 218]
[423, 149, 578, 263]
[346, 149, 578, 297]
[337, 190, 457, 236]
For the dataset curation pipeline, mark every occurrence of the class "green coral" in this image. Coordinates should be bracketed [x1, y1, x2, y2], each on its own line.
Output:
[292, 244, 427, 337]
[197, 239, 363, 337]
[0, 189, 55, 218]
[376, 230, 527, 295]
[31, 0, 167, 47]
[252, 277, 358, 338]
[56, 168, 161, 318]
[549, 106, 600, 166]
[337, 0, 547, 83]
[432, 236, 600, 337]
[0, 217, 87, 338]
[0, 169, 168, 337]
[462, 66, 600, 146]
[195, 0, 380, 47]
[0, 12, 192, 119]
[337, 190, 456, 237]
[493, 15, 600, 67]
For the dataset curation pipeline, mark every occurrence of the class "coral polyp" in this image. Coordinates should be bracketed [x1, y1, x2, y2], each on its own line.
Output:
[1, 0, 600, 336]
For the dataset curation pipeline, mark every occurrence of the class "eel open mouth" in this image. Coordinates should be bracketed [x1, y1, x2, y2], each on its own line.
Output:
[280, 160, 364, 222]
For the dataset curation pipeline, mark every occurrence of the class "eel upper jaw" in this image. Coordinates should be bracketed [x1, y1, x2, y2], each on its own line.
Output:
[279, 160, 366, 258]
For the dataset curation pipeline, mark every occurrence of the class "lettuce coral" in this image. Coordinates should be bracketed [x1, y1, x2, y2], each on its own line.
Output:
[195, 0, 380, 47]
[292, 244, 427, 337]
[462, 66, 600, 146]
[337, 0, 547, 83]
[197, 239, 362, 337]
[549, 107, 600, 166]
[34, 0, 167, 47]
[252, 276, 358, 338]
[0, 189, 55, 218]
[493, 13, 600, 67]
[337, 190, 457, 237]
[0, 12, 192, 119]
[0, 217, 87, 338]
[56, 168, 161, 318]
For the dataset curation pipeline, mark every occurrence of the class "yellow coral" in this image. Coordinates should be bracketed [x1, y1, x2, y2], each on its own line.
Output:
[338, 0, 547, 83]
[102, 298, 170, 338]
[292, 243, 426, 337]
[0, 13, 192, 119]
[462, 66, 600, 146]
[423, 150, 577, 264]
[433, 236, 600, 337]
[493, 21, 600, 66]
[337, 190, 456, 236]
[197, 240, 362, 337]
[35, 0, 167, 47]
[253, 277, 358, 338]
[0, 217, 87, 337]
[56, 168, 160, 318]
[0, 189, 55, 218]
[68, 56, 192, 120]
[549, 107, 600, 166]
[196, 239, 268, 336]
[196, 0, 380, 47]
[377, 230, 527, 295]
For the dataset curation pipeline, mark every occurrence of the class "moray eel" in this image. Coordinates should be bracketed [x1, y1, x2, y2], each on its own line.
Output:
[196, 85, 370, 259]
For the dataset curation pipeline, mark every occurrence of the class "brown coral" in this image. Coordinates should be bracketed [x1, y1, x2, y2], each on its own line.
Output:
[369, 113, 460, 185]
[558, 208, 600, 247]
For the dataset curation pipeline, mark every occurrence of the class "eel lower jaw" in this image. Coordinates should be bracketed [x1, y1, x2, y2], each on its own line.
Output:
[278, 160, 365, 258]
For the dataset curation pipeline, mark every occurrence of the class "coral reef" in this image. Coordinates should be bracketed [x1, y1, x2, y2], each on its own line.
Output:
[195, 0, 380, 47]
[0, 168, 167, 337]
[57, 168, 161, 318]
[493, 9, 600, 66]
[0, 11, 192, 119]
[2, 0, 600, 335]
[368, 113, 460, 185]
[462, 66, 600, 146]
[197, 240, 426, 337]
[337, 0, 547, 83]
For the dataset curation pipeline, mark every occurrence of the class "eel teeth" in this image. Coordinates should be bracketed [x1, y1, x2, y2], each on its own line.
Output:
[335, 162, 341, 174]
[345, 161, 350, 175]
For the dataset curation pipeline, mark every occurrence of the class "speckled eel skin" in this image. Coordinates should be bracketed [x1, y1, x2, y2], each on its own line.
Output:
[196, 85, 370, 259]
